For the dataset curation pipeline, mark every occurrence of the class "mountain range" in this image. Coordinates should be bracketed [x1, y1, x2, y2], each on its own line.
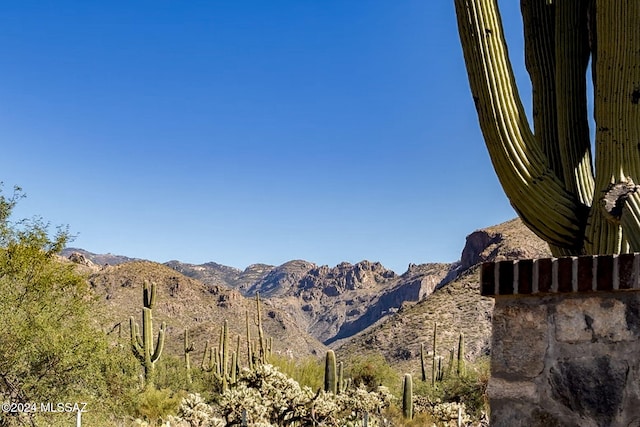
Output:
[62, 217, 551, 374]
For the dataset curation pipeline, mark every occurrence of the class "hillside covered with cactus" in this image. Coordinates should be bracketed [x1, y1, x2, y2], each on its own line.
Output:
[2, 185, 550, 426]
[67, 217, 549, 376]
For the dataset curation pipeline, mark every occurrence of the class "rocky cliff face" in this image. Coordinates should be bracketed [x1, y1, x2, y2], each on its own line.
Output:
[335, 217, 551, 375]
[66, 217, 550, 366]
[162, 257, 452, 345]
[247, 260, 317, 297]
[440, 218, 552, 286]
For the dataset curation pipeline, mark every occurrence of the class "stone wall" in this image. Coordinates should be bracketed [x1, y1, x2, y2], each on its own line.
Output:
[481, 254, 640, 427]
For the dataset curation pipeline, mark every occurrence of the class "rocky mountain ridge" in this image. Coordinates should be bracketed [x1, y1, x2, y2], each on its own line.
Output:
[164, 259, 454, 345]
[65, 217, 552, 372]
[334, 217, 552, 376]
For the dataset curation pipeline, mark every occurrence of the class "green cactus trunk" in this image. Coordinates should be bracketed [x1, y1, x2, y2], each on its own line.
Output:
[184, 329, 194, 386]
[130, 281, 166, 388]
[455, 0, 640, 254]
[324, 350, 337, 394]
[420, 342, 427, 382]
[255, 292, 267, 365]
[457, 332, 466, 377]
[431, 322, 438, 387]
[218, 320, 230, 392]
[402, 373, 413, 420]
[245, 311, 254, 370]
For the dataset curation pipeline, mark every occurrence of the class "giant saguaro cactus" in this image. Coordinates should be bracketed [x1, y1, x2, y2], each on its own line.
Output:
[402, 373, 413, 420]
[130, 281, 166, 387]
[184, 329, 194, 386]
[455, 0, 640, 255]
[324, 350, 337, 394]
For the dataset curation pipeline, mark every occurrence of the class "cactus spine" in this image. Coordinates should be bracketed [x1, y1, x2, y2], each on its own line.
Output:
[402, 373, 413, 420]
[130, 281, 166, 387]
[324, 350, 337, 394]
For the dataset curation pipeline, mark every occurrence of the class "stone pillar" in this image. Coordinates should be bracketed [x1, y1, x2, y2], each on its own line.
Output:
[481, 254, 640, 427]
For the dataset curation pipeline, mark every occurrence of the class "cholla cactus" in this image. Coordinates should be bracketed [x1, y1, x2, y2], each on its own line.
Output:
[175, 393, 214, 426]
[171, 364, 395, 427]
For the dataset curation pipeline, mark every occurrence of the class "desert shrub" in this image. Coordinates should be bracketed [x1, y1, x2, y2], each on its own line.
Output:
[345, 353, 401, 394]
[408, 356, 489, 425]
[383, 404, 442, 427]
[268, 354, 324, 390]
[154, 355, 192, 391]
[133, 387, 184, 426]
[0, 186, 142, 427]
[430, 356, 489, 420]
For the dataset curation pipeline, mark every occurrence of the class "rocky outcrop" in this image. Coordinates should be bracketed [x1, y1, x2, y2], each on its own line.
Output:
[334, 218, 553, 376]
[247, 260, 316, 297]
[440, 218, 551, 287]
[159, 257, 447, 345]
[61, 247, 138, 267]
[65, 251, 101, 274]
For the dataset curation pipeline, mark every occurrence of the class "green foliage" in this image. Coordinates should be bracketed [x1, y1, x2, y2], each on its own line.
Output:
[0, 185, 138, 426]
[345, 353, 401, 395]
[133, 387, 183, 426]
[268, 354, 324, 391]
[415, 356, 490, 422]
[383, 404, 437, 427]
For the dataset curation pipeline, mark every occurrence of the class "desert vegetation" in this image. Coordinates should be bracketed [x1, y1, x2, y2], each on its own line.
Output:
[0, 186, 488, 426]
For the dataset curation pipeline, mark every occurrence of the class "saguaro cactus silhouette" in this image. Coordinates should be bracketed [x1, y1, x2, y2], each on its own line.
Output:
[130, 281, 166, 387]
[455, 1, 640, 255]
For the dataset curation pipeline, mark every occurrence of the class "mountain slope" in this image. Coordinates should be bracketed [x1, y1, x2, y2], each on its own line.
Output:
[66, 216, 550, 374]
[334, 217, 551, 375]
[165, 258, 453, 345]
[87, 261, 328, 362]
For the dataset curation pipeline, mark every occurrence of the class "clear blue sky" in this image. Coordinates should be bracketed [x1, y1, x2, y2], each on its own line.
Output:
[1, 1, 530, 274]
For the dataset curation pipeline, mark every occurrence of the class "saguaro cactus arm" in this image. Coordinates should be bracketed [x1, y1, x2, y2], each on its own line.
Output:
[455, 0, 640, 255]
[129, 281, 165, 386]
[454, 0, 585, 252]
[129, 316, 145, 363]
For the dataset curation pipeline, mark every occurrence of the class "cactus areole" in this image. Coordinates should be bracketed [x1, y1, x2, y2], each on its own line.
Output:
[455, 0, 640, 256]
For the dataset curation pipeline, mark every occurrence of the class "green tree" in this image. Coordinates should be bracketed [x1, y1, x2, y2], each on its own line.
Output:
[0, 185, 134, 425]
[455, 1, 640, 255]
